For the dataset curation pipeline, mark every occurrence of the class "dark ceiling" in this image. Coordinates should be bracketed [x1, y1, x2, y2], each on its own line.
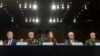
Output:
[0, 0, 100, 29]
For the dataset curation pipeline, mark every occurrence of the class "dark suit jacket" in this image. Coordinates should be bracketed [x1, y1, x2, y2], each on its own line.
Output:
[64, 39, 78, 45]
[4, 39, 17, 46]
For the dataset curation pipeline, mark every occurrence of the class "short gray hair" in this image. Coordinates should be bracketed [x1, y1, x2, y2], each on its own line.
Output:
[68, 32, 74, 36]
[7, 31, 13, 35]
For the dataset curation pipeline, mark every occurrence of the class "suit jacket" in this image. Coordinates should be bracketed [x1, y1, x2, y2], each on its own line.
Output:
[64, 39, 78, 45]
[4, 39, 17, 46]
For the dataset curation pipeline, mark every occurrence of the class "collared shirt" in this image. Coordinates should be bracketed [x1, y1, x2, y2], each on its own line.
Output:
[70, 40, 74, 44]
[8, 39, 13, 45]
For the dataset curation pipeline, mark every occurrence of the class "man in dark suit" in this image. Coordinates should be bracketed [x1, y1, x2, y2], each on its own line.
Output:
[4, 31, 17, 46]
[65, 32, 78, 46]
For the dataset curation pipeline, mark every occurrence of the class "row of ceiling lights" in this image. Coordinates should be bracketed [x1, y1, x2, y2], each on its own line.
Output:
[18, 2, 71, 10]
[19, 3, 38, 10]
[51, 2, 71, 10]
[0, 1, 90, 24]
[25, 17, 39, 23]
[25, 17, 63, 23]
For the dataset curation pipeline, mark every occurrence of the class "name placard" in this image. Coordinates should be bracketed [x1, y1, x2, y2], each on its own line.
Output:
[95, 42, 100, 46]
[16, 42, 28, 46]
[72, 42, 83, 46]
[42, 42, 53, 45]
[0, 41, 3, 45]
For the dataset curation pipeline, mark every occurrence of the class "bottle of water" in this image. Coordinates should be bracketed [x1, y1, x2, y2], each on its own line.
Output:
[38, 39, 42, 46]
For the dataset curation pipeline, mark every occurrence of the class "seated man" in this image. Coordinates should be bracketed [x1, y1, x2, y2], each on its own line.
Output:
[24, 31, 38, 45]
[4, 31, 17, 46]
[65, 32, 78, 46]
[85, 32, 100, 46]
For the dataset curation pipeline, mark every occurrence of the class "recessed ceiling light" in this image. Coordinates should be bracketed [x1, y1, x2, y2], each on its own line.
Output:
[84, 5, 87, 10]
[67, 4, 70, 9]
[51, 4, 56, 10]
[24, 3, 27, 8]
[33, 4, 38, 10]
[73, 18, 76, 23]
[19, 4, 22, 8]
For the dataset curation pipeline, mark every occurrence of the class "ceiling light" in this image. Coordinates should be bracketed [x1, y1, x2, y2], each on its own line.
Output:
[56, 18, 59, 23]
[73, 18, 76, 23]
[87, 2, 90, 4]
[11, 17, 14, 22]
[79, 12, 81, 15]
[35, 17, 39, 23]
[65, 12, 67, 14]
[4, 8, 7, 11]
[24, 3, 27, 8]
[33, 4, 38, 10]
[0, 3, 3, 8]
[29, 18, 32, 22]
[77, 15, 78, 17]
[6, 11, 9, 14]
[51, 3, 56, 10]
[16, 1, 19, 3]
[29, 4, 32, 8]
[53, 19, 56, 23]
[84, 5, 87, 9]
[81, 9, 83, 11]
[62, 4, 64, 9]
[57, 4, 59, 9]
[60, 19, 63, 23]
[25, 17, 28, 23]
[67, 4, 70, 9]
[32, 18, 35, 22]
[49, 18, 52, 23]
[19, 4, 22, 8]
[70, 2, 72, 4]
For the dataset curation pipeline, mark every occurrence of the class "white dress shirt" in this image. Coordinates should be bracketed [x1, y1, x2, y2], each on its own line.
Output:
[70, 40, 74, 44]
[8, 39, 13, 45]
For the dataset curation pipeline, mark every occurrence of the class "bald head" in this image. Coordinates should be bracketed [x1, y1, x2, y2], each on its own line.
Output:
[90, 32, 96, 39]
[68, 32, 74, 40]
[7, 31, 13, 40]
